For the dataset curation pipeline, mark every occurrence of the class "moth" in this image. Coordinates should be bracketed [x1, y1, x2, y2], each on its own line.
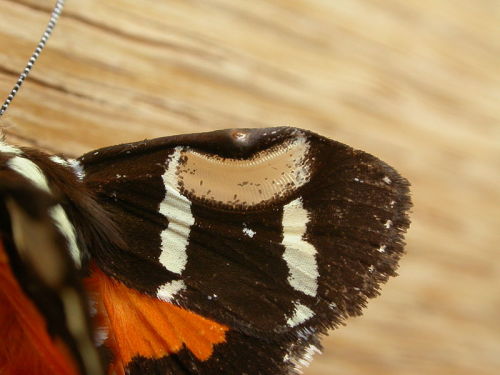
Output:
[0, 126, 411, 374]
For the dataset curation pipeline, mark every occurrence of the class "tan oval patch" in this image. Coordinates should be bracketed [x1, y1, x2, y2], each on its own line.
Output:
[177, 136, 312, 208]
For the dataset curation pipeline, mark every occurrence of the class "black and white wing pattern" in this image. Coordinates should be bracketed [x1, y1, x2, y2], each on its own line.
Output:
[73, 127, 411, 374]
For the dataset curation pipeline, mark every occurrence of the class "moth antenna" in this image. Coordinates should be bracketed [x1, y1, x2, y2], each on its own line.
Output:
[0, 0, 66, 118]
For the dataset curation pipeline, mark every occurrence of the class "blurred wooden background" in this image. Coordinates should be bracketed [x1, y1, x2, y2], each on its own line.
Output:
[1, 0, 499, 374]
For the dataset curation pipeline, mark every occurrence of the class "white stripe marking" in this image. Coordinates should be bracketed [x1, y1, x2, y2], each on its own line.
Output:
[8, 156, 51, 192]
[49, 155, 68, 165]
[0, 141, 22, 155]
[49, 155, 86, 180]
[157, 280, 186, 302]
[67, 159, 85, 180]
[158, 148, 194, 275]
[287, 302, 315, 327]
[281, 197, 319, 297]
[7, 156, 81, 266]
[49, 205, 81, 267]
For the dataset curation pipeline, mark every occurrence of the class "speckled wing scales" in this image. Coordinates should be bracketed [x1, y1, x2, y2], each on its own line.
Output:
[78, 127, 411, 374]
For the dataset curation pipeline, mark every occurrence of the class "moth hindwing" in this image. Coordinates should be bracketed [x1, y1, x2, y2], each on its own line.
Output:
[0, 127, 411, 375]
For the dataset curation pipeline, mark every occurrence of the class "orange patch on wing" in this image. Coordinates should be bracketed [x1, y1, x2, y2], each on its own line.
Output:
[0, 239, 79, 375]
[86, 267, 228, 372]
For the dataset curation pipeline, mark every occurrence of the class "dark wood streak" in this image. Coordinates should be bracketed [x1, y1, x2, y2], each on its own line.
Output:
[0, 66, 100, 104]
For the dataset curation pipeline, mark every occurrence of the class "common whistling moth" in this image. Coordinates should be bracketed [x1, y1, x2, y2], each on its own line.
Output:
[0, 1, 411, 374]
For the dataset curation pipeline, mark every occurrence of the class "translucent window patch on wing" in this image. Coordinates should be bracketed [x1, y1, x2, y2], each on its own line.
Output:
[177, 135, 312, 209]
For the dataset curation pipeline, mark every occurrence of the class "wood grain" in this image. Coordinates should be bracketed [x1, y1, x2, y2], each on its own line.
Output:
[1, 1, 499, 374]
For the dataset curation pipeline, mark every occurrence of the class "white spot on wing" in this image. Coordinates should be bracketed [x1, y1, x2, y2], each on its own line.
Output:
[281, 197, 319, 297]
[243, 224, 256, 238]
[67, 158, 85, 180]
[49, 155, 85, 181]
[7, 156, 81, 266]
[287, 302, 314, 327]
[158, 148, 194, 275]
[383, 176, 392, 184]
[157, 280, 186, 302]
[94, 326, 109, 347]
[384, 219, 393, 229]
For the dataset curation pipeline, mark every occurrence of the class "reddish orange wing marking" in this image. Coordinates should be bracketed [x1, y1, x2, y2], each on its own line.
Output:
[0, 239, 79, 375]
[86, 267, 229, 373]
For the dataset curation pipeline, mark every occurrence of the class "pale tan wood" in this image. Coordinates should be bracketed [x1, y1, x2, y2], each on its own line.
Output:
[1, 1, 499, 374]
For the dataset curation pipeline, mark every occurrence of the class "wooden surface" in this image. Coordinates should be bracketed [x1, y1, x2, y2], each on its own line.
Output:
[1, 1, 499, 374]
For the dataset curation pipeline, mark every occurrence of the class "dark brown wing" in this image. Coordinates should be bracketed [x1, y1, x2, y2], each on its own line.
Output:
[78, 127, 411, 374]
